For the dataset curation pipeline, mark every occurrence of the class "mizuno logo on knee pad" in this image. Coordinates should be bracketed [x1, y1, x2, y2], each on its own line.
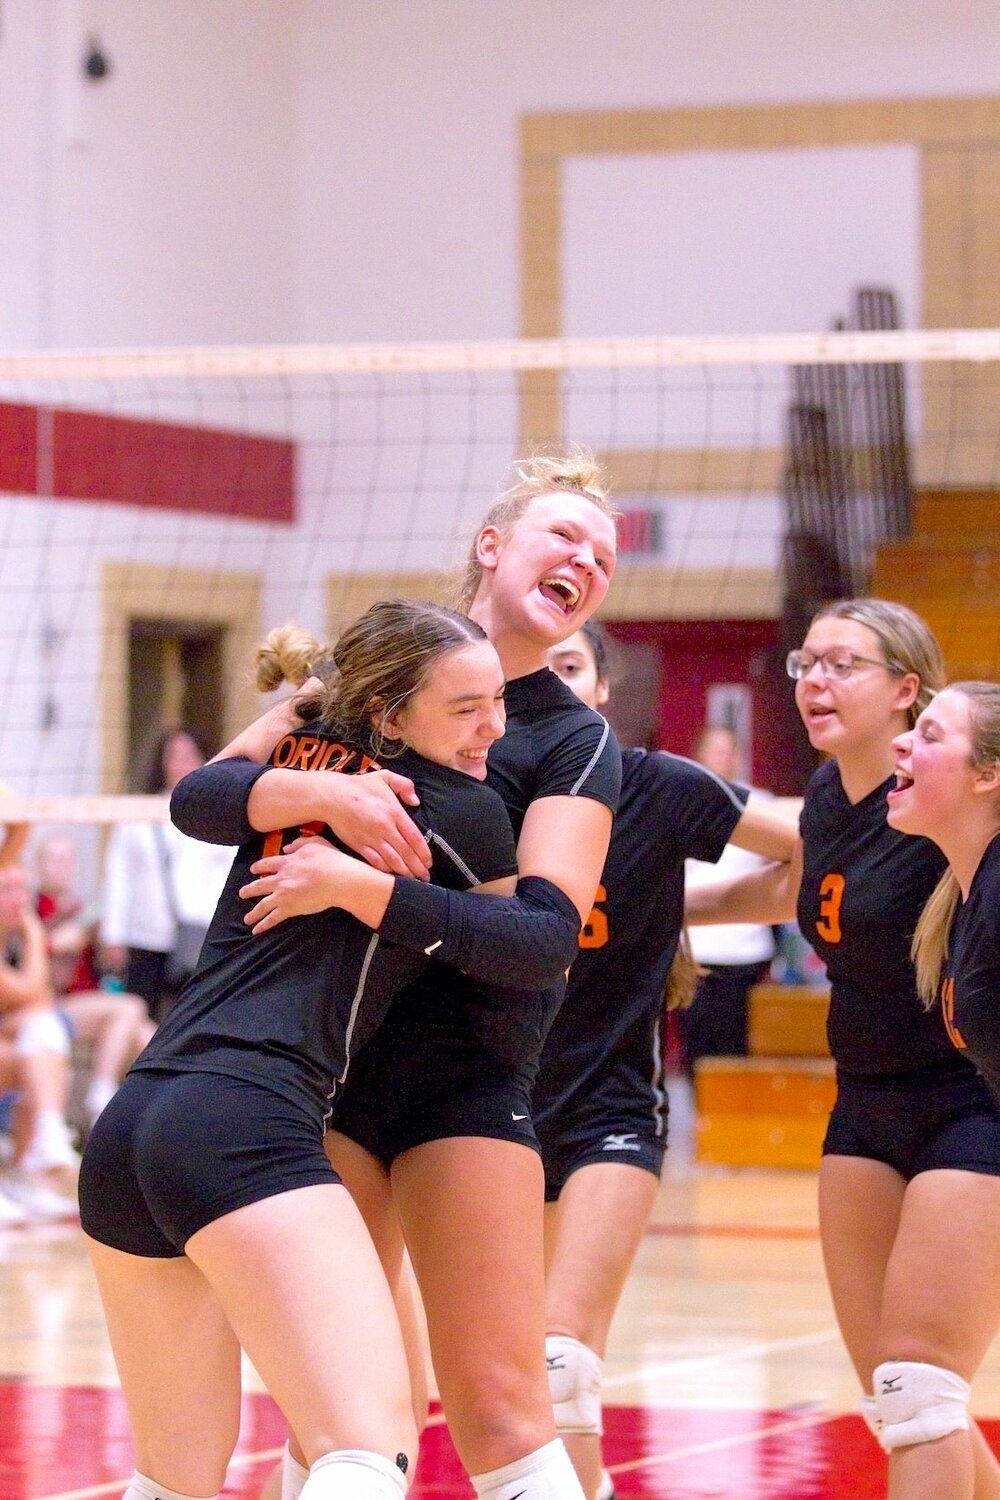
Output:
[545, 1334, 604, 1436]
[873, 1360, 971, 1451]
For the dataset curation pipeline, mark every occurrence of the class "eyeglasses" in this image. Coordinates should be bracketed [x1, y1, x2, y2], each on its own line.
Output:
[785, 648, 900, 682]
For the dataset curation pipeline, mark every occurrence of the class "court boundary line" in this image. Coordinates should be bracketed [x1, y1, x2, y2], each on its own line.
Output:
[602, 1326, 842, 1390]
[607, 1407, 833, 1473]
[33, 1330, 842, 1500]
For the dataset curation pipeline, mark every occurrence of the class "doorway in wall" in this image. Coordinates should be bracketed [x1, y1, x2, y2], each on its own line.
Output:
[126, 619, 226, 785]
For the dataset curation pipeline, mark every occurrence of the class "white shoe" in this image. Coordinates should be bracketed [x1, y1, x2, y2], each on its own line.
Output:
[20, 1117, 80, 1176]
[0, 1186, 28, 1227]
[0, 1170, 77, 1222]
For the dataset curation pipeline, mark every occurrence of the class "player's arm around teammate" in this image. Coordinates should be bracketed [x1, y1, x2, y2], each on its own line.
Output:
[186, 682, 434, 884]
[332, 474, 618, 1500]
[537, 624, 797, 1500]
[238, 460, 621, 1500]
[79, 602, 518, 1500]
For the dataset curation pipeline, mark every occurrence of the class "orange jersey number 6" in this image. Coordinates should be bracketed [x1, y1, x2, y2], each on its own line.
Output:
[940, 976, 968, 1050]
[816, 872, 845, 943]
[579, 884, 609, 949]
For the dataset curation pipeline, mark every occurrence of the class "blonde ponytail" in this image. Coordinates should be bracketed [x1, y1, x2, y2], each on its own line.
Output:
[911, 870, 962, 1009]
[255, 622, 328, 693]
[664, 926, 705, 1012]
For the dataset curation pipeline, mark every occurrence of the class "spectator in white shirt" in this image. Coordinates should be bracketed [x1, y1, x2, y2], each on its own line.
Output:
[100, 729, 235, 1020]
[681, 725, 776, 1071]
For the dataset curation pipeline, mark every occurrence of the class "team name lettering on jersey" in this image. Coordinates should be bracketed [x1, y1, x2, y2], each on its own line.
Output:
[815, 872, 846, 943]
[579, 884, 609, 949]
[940, 976, 968, 1051]
[263, 734, 384, 856]
[271, 733, 381, 776]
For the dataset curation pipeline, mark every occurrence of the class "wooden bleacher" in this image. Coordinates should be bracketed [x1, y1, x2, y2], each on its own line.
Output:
[695, 984, 833, 1169]
[695, 487, 999, 1169]
[872, 488, 1000, 679]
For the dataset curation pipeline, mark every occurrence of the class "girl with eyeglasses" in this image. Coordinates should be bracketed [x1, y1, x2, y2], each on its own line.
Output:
[689, 599, 1000, 1499]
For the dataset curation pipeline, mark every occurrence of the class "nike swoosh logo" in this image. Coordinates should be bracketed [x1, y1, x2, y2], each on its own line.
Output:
[511, 1113, 528, 1121]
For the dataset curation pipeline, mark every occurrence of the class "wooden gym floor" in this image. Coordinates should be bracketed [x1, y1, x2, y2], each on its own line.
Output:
[3, 1142, 1000, 1500]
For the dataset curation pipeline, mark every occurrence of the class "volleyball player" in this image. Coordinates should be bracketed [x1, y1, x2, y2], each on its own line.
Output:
[536, 623, 797, 1500]
[885, 681, 1000, 1499]
[174, 453, 621, 1500]
[78, 600, 521, 1500]
[687, 600, 1000, 1500]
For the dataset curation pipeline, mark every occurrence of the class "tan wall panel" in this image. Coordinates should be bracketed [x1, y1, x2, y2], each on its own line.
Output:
[325, 572, 455, 636]
[324, 566, 779, 628]
[598, 446, 784, 494]
[607, 565, 780, 620]
[521, 94, 1000, 507]
[101, 562, 261, 793]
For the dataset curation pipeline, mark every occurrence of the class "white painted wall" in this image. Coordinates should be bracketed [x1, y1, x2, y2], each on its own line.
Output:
[0, 0, 299, 350]
[295, 0, 997, 341]
[1, 0, 993, 348]
[0, 0, 994, 827]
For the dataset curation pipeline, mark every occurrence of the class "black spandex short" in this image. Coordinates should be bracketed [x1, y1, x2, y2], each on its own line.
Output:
[327, 1017, 540, 1168]
[823, 1067, 1000, 1180]
[79, 1070, 339, 1257]
[536, 1097, 666, 1202]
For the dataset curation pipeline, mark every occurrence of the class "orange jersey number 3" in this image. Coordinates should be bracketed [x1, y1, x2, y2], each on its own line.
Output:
[815, 872, 846, 943]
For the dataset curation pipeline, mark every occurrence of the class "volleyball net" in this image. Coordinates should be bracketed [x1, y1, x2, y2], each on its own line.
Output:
[0, 325, 996, 845]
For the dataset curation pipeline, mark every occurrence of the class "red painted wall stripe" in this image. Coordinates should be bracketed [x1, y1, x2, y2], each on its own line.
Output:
[0, 403, 39, 494]
[0, 401, 294, 522]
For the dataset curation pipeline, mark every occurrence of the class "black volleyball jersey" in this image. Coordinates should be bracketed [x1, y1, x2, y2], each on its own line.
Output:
[798, 758, 969, 1079]
[133, 726, 518, 1116]
[942, 834, 1000, 1104]
[485, 667, 621, 839]
[378, 666, 622, 1071]
[533, 749, 749, 1114]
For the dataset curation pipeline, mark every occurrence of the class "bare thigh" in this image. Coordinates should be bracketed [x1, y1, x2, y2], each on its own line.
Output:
[185, 1182, 417, 1469]
[326, 1130, 406, 1288]
[544, 1162, 660, 1356]
[86, 1237, 242, 1497]
[327, 1129, 429, 1427]
[818, 1154, 906, 1385]
[877, 1169, 1000, 1377]
[392, 1136, 554, 1473]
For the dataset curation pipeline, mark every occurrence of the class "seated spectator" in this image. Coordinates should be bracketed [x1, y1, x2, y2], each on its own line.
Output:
[100, 728, 236, 1020]
[36, 835, 156, 1126]
[36, 834, 102, 995]
[0, 865, 78, 1221]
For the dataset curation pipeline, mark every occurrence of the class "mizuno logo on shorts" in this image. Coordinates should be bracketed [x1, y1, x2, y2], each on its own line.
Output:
[602, 1132, 641, 1152]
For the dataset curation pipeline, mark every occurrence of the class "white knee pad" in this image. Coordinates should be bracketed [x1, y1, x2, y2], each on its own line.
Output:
[472, 1438, 581, 1500]
[303, 1450, 407, 1500]
[859, 1394, 886, 1450]
[546, 1335, 604, 1436]
[13, 1009, 70, 1058]
[873, 1360, 970, 1450]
